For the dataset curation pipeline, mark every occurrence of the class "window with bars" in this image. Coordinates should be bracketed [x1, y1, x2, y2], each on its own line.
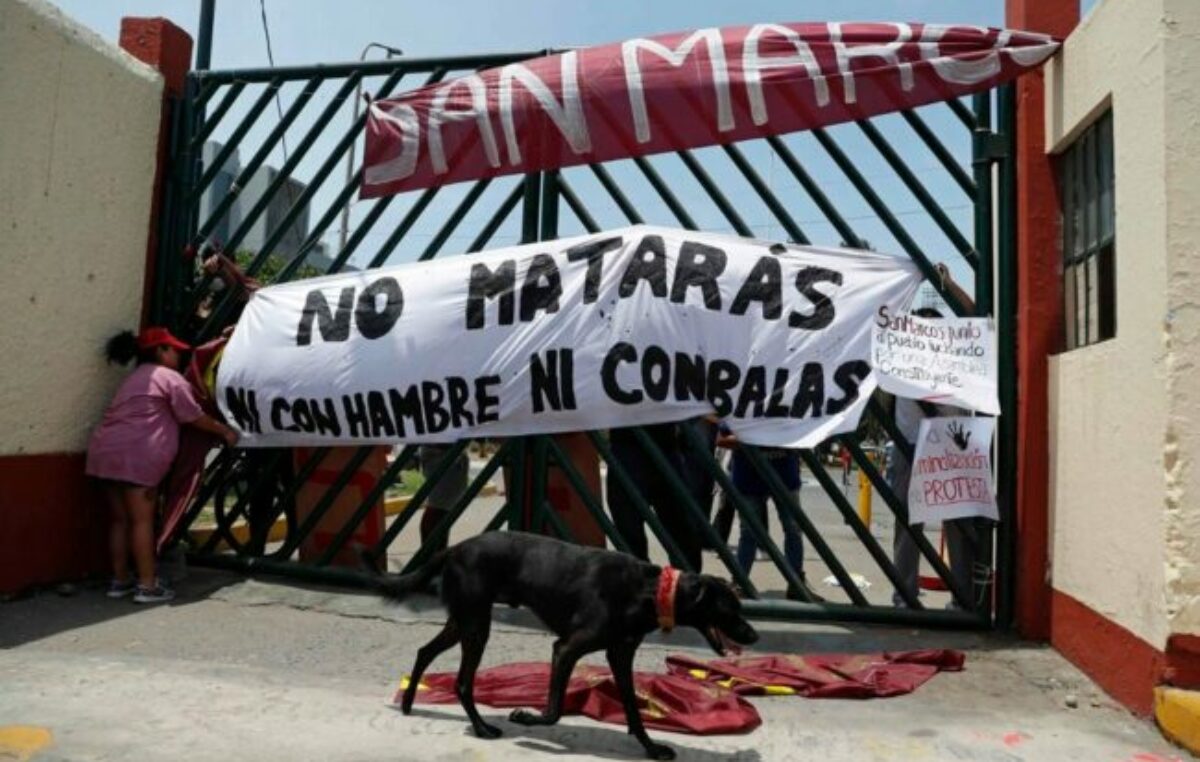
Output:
[1059, 110, 1115, 350]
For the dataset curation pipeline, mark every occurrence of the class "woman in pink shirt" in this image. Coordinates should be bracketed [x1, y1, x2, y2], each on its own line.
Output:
[86, 327, 239, 603]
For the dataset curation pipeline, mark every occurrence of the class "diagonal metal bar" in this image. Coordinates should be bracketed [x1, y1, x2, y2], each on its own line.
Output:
[811, 127, 966, 314]
[197, 76, 324, 241]
[367, 187, 442, 268]
[584, 431, 702, 577]
[398, 442, 513, 573]
[558, 176, 600, 233]
[420, 179, 493, 260]
[675, 150, 753, 236]
[365, 439, 475, 562]
[766, 136, 864, 248]
[194, 78, 221, 113]
[263, 446, 334, 560]
[588, 164, 645, 224]
[275, 447, 376, 559]
[484, 502, 512, 533]
[843, 436, 973, 610]
[187, 72, 364, 319]
[857, 119, 978, 266]
[191, 81, 245, 148]
[722, 143, 809, 244]
[314, 446, 418, 566]
[467, 179, 525, 252]
[629, 427, 757, 589]
[171, 449, 239, 546]
[198, 450, 289, 554]
[798, 450, 922, 608]
[900, 110, 977, 199]
[676, 424, 809, 600]
[947, 97, 977, 130]
[197, 71, 409, 337]
[189, 80, 282, 205]
[196, 72, 363, 260]
[740, 444, 869, 606]
[633, 156, 698, 230]
[543, 435, 630, 553]
[229, 69, 404, 279]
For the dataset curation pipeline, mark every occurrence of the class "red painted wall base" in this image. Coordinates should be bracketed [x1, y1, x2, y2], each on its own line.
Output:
[1050, 589, 1200, 717]
[0, 453, 109, 595]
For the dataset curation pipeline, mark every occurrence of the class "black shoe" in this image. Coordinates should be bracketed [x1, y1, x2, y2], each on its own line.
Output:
[786, 577, 826, 604]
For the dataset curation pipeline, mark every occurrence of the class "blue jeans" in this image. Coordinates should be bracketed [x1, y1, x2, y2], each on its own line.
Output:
[735, 492, 805, 577]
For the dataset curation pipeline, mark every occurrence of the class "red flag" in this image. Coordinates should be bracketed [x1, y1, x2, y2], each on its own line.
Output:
[397, 662, 761, 735]
[665, 649, 965, 699]
[363, 23, 1057, 197]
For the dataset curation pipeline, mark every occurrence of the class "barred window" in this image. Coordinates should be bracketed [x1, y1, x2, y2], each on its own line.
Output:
[1060, 110, 1115, 350]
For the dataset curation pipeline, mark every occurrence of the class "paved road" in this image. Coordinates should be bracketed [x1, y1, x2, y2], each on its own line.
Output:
[0, 566, 1184, 762]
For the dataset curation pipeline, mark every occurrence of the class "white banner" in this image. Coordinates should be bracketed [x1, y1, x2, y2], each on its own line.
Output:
[907, 416, 998, 525]
[871, 310, 999, 415]
[217, 226, 921, 447]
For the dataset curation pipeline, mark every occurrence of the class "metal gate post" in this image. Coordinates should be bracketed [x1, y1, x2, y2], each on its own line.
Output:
[995, 83, 1020, 629]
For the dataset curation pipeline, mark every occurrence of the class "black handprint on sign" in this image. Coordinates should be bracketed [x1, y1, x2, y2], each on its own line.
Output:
[947, 421, 972, 451]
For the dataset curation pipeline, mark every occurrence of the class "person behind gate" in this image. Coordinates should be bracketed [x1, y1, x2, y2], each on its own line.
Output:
[716, 426, 824, 603]
[605, 423, 703, 571]
[889, 264, 981, 609]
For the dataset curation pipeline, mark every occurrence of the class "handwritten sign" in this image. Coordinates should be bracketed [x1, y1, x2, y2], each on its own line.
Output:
[871, 309, 999, 415]
[908, 416, 997, 524]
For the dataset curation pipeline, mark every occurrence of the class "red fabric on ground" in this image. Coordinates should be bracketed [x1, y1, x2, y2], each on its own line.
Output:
[397, 662, 761, 735]
[664, 649, 965, 699]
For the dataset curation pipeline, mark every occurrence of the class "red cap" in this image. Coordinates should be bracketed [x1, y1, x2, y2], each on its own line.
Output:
[136, 326, 190, 352]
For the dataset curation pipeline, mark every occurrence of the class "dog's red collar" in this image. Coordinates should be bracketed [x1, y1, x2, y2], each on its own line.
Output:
[656, 566, 680, 632]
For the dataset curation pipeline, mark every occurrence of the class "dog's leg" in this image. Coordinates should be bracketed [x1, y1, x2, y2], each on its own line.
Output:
[606, 643, 675, 760]
[455, 616, 502, 739]
[401, 619, 461, 715]
[508, 632, 596, 727]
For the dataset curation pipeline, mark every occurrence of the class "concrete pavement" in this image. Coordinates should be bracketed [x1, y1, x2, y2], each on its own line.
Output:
[0, 567, 1187, 762]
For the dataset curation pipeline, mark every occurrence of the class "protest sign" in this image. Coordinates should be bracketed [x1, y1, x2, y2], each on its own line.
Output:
[217, 226, 921, 447]
[907, 416, 998, 524]
[871, 309, 999, 415]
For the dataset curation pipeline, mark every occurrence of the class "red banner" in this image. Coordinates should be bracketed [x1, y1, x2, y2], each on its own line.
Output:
[363, 23, 1057, 197]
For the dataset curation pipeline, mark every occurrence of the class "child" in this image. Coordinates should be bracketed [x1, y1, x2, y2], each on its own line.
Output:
[86, 327, 239, 603]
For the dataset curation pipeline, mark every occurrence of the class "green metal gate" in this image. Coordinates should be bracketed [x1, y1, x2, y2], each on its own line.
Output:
[156, 49, 1018, 630]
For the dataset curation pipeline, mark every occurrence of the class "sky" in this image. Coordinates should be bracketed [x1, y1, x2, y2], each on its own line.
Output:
[48, 0, 1095, 303]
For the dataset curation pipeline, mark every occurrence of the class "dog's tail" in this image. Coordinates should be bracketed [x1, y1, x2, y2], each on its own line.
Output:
[367, 549, 449, 601]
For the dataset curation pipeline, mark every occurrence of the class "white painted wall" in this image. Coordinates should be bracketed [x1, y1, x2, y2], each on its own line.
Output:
[0, 0, 163, 456]
[1046, 0, 1200, 647]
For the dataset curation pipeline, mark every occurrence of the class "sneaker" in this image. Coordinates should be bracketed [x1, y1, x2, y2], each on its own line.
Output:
[106, 578, 136, 599]
[133, 581, 175, 604]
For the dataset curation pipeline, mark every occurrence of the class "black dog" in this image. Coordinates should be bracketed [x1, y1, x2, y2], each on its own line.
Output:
[372, 531, 758, 759]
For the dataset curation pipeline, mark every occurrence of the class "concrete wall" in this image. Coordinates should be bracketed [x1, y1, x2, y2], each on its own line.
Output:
[1045, 0, 1200, 651]
[0, 0, 162, 457]
[0, 0, 167, 593]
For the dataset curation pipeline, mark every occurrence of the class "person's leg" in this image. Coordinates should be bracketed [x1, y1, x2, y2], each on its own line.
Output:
[104, 484, 131, 584]
[735, 494, 768, 576]
[944, 518, 978, 610]
[892, 521, 923, 606]
[651, 451, 703, 571]
[605, 461, 648, 561]
[777, 492, 805, 572]
[420, 507, 451, 555]
[124, 485, 160, 589]
[777, 494, 825, 602]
